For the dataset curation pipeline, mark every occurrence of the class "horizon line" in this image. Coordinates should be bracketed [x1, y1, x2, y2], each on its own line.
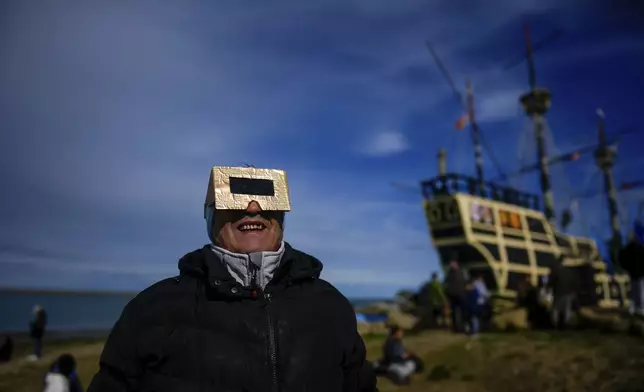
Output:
[0, 286, 392, 300]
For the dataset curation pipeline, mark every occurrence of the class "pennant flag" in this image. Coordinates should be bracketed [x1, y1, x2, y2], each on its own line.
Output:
[455, 113, 469, 131]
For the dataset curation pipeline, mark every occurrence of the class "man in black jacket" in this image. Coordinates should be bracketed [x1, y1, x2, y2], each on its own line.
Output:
[87, 166, 377, 392]
[548, 258, 579, 330]
[443, 259, 467, 333]
[620, 232, 644, 316]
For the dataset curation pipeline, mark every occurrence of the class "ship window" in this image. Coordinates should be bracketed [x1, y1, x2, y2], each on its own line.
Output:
[555, 235, 573, 255]
[437, 245, 489, 266]
[482, 243, 500, 260]
[499, 209, 522, 230]
[472, 226, 496, 236]
[503, 231, 526, 241]
[577, 242, 594, 259]
[531, 237, 552, 246]
[507, 272, 529, 292]
[527, 217, 547, 234]
[505, 246, 530, 265]
[608, 281, 622, 301]
[470, 202, 495, 225]
[556, 234, 571, 248]
[535, 251, 557, 269]
[432, 227, 465, 239]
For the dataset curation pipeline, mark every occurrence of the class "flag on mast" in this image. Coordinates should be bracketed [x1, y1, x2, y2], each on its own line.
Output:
[455, 113, 469, 130]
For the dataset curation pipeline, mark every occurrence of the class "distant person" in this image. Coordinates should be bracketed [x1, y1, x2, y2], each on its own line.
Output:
[444, 259, 467, 333]
[517, 276, 540, 328]
[374, 325, 423, 386]
[43, 354, 83, 392]
[620, 232, 644, 316]
[465, 279, 485, 339]
[549, 258, 578, 330]
[534, 276, 554, 329]
[87, 166, 376, 392]
[577, 257, 598, 307]
[472, 274, 491, 329]
[538, 275, 553, 309]
[427, 272, 447, 328]
[516, 275, 533, 307]
[29, 304, 47, 360]
[0, 334, 14, 363]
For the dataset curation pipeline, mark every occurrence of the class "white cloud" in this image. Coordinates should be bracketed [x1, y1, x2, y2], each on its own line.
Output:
[476, 89, 524, 123]
[360, 131, 410, 157]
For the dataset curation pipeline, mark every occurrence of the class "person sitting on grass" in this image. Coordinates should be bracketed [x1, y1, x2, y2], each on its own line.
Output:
[43, 354, 83, 392]
[373, 325, 424, 386]
[0, 335, 13, 363]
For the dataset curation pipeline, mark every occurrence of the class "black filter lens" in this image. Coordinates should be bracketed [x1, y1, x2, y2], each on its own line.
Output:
[229, 177, 275, 196]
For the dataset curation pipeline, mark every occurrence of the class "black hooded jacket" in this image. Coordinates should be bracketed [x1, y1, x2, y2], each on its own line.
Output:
[87, 243, 377, 392]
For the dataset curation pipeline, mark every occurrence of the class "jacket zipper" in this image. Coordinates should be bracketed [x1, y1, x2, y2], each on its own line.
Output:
[249, 262, 278, 392]
[265, 292, 278, 392]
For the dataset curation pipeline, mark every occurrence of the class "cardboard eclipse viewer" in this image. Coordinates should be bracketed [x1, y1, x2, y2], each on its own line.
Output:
[204, 166, 291, 217]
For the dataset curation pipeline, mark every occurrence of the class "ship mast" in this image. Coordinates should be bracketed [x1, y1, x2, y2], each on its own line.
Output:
[519, 23, 556, 227]
[594, 109, 622, 265]
[466, 78, 484, 190]
[425, 43, 485, 188]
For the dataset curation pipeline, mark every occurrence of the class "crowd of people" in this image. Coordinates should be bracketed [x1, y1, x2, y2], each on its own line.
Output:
[415, 260, 493, 337]
[414, 255, 603, 337]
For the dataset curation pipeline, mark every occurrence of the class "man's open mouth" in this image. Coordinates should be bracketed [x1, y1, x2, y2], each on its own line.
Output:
[238, 222, 266, 232]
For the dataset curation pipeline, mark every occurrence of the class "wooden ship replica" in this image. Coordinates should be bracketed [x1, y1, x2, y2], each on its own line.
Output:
[420, 24, 641, 309]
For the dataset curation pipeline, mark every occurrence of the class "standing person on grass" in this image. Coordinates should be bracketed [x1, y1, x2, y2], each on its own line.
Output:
[465, 280, 484, 339]
[29, 305, 47, 360]
[427, 272, 448, 328]
[472, 274, 491, 330]
[444, 259, 467, 333]
[87, 166, 377, 392]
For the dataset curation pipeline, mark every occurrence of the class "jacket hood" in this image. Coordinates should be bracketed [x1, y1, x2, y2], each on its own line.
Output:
[178, 242, 323, 296]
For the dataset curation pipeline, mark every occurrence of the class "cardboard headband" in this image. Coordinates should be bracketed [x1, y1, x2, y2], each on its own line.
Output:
[204, 166, 291, 217]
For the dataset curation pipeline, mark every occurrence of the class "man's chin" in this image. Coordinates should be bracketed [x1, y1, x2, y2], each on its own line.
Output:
[233, 237, 271, 254]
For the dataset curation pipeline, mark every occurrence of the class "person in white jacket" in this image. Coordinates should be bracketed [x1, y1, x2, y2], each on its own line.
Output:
[43, 354, 83, 392]
[44, 372, 69, 392]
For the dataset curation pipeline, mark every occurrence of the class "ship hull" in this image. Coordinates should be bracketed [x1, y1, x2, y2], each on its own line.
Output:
[424, 193, 630, 309]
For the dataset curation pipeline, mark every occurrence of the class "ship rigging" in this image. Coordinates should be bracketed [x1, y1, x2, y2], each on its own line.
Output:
[413, 22, 640, 308]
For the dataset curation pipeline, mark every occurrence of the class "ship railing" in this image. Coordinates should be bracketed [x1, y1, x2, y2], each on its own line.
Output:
[421, 173, 541, 211]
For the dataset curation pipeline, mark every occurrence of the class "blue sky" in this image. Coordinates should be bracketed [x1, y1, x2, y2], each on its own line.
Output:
[1, 0, 643, 298]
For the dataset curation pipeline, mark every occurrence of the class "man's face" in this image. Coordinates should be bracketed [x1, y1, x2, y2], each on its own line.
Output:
[212, 201, 284, 253]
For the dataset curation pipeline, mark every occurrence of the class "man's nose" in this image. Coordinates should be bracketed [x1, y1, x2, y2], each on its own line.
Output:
[246, 201, 262, 214]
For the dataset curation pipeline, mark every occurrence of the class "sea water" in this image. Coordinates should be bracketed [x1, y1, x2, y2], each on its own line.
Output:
[0, 291, 386, 333]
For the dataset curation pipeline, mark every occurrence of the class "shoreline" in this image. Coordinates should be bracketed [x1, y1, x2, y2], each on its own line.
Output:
[0, 287, 138, 297]
[2, 329, 111, 345]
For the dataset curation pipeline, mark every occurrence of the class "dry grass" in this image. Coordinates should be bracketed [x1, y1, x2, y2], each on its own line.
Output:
[1, 330, 643, 392]
[372, 330, 644, 392]
[0, 339, 103, 392]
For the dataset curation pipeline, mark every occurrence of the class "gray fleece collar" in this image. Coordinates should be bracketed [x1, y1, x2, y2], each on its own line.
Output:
[209, 241, 285, 290]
